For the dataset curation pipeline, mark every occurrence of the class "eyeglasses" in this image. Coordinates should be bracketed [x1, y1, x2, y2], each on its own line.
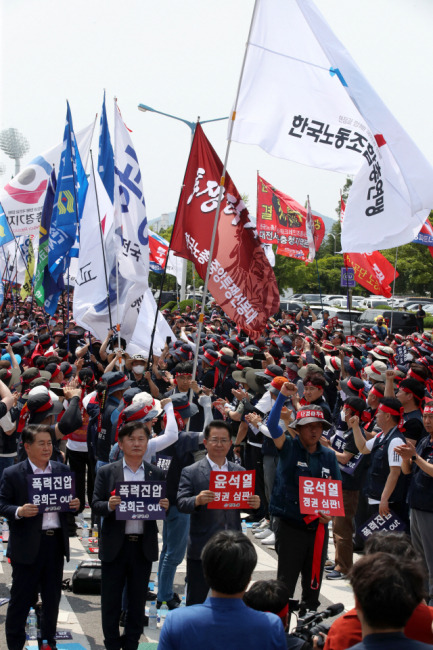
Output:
[208, 438, 231, 445]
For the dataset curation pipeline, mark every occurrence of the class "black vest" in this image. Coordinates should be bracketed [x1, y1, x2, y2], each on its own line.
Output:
[367, 427, 406, 502]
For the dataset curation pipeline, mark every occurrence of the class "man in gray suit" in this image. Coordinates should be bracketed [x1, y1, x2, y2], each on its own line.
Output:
[177, 419, 260, 605]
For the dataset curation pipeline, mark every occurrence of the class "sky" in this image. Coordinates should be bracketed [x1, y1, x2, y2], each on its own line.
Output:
[1, 0, 433, 226]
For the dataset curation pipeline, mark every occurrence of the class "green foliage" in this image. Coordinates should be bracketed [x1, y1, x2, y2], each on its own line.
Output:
[175, 299, 197, 312]
[424, 316, 433, 329]
[161, 301, 177, 311]
[148, 224, 204, 293]
[270, 178, 433, 297]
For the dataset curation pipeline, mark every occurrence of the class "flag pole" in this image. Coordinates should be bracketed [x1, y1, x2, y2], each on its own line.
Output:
[189, 0, 261, 396]
[89, 149, 113, 330]
[344, 254, 353, 335]
[390, 247, 399, 333]
[67, 268, 70, 354]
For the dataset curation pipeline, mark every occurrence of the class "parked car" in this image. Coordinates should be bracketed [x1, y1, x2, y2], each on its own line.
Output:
[360, 298, 390, 309]
[353, 309, 418, 336]
[277, 301, 304, 316]
[401, 298, 433, 309]
[153, 290, 178, 305]
[297, 294, 332, 305]
[310, 307, 360, 337]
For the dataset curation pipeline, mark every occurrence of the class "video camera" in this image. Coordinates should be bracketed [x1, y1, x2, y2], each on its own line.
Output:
[288, 601, 344, 648]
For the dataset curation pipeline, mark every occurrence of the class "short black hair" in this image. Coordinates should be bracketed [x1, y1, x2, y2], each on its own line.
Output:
[369, 382, 384, 397]
[364, 531, 418, 561]
[243, 579, 289, 615]
[174, 361, 193, 375]
[349, 552, 424, 629]
[201, 530, 257, 594]
[203, 420, 232, 440]
[22, 424, 53, 445]
[118, 420, 150, 441]
[304, 374, 326, 389]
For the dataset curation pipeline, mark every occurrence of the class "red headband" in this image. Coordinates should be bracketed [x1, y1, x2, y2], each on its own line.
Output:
[345, 403, 371, 423]
[408, 369, 426, 384]
[50, 365, 61, 380]
[370, 386, 384, 400]
[33, 398, 54, 414]
[378, 403, 405, 432]
[329, 358, 340, 372]
[424, 403, 433, 415]
[346, 378, 365, 398]
[203, 351, 217, 365]
[123, 403, 153, 423]
[108, 376, 128, 389]
[21, 371, 41, 385]
[399, 386, 424, 404]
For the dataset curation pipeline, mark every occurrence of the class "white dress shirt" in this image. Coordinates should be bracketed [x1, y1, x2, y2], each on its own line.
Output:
[28, 460, 61, 530]
[123, 459, 145, 535]
[206, 454, 229, 472]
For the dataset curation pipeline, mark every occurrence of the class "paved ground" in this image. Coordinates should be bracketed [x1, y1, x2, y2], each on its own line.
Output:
[0, 509, 357, 649]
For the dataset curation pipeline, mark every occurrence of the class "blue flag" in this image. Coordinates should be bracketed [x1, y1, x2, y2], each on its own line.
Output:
[48, 101, 88, 281]
[98, 91, 114, 203]
[37, 169, 64, 315]
[0, 202, 15, 247]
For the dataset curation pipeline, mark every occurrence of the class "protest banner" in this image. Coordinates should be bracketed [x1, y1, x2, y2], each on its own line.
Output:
[28, 472, 75, 512]
[299, 476, 345, 516]
[115, 481, 166, 520]
[207, 470, 255, 510]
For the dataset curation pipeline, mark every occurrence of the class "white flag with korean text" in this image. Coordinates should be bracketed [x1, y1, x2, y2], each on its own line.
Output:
[230, 0, 433, 253]
[0, 124, 94, 239]
[113, 102, 149, 282]
[112, 101, 149, 342]
[73, 164, 115, 338]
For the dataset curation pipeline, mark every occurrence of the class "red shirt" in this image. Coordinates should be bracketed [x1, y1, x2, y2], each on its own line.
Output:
[323, 603, 433, 650]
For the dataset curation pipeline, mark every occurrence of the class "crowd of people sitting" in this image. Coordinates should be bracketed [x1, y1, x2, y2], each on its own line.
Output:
[0, 294, 433, 650]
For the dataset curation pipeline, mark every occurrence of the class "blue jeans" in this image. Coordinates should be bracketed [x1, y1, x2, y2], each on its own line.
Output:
[0, 456, 15, 482]
[96, 460, 109, 472]
[157, 506, 190, 602]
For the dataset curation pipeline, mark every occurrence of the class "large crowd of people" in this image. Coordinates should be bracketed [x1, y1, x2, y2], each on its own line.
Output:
[0, 294, 433, 649]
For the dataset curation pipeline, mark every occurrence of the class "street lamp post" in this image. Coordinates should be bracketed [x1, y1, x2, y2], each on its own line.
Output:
[137, 103, 228, 301]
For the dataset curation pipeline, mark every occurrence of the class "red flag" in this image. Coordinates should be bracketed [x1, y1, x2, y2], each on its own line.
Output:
[340, 197, 346, 225]
[170, 124, 279, 337]
[344, 251, 398, 298]
[149, 230, 169, 270]
[256, 176, 325, 262]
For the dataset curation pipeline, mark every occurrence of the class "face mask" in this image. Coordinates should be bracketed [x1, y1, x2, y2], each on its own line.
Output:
[133, 365, 145, 374]
[340, 410, 346, 422]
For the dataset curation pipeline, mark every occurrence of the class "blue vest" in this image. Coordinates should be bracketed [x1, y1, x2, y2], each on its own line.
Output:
[269, 436, 341, 526]
[409, 435, 433, 512]
[367, 427, 406, 502]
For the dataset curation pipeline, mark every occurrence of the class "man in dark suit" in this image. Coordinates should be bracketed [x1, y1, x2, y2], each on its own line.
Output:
[177, 419, 260, 605]
[0, 424, 80, 650]
[92, 420, 168, 650]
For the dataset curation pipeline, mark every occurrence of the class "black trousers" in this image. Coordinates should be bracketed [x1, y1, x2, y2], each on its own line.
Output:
[244, 444, 268, 519]
[66, 448, 95, 514]
[6, 531, 64, 650]
[186, 557, 209, 606]
[101, 537, 152, 650]
[275, 518, 328, 612]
